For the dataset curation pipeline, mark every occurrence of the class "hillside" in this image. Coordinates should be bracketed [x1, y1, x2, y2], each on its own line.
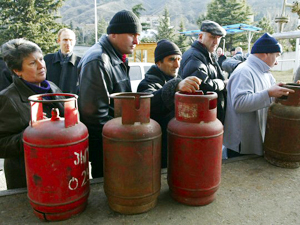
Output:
[60, 0, 298, 31]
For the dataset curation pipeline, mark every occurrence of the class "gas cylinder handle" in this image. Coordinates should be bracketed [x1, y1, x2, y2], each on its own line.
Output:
[109, 92, 153, 124]
[109, 92, 153, 99]
[276, 83, 300, 106]
[175, 91, 218, 123]
[28, 93, 79, 128]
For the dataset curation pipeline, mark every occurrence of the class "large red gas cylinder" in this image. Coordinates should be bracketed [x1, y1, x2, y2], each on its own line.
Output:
[167, 91, 223, 205]
[102, 93, 161, 214]
[23, 93, 89, 221]
[264, 83, 300, 168]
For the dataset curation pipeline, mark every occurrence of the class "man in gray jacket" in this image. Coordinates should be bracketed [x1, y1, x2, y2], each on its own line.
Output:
[78, 10, 141, 178]
[224, 33, 294, 158]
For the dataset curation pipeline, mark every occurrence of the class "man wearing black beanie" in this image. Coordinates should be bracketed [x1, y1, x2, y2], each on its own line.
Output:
[224, 33, 294, 158]
[137, 40, 201, 168]
[78, 10, 142, 178]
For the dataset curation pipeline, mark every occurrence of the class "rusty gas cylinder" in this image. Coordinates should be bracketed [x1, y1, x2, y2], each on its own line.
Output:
[23, 93, 89, 221]
[264, 83, 300, 168]
[167, 91, 223, 205]
[102, 93, 161, 214]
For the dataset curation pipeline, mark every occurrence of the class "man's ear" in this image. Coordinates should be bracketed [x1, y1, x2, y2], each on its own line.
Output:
[198, 33, 203, 43]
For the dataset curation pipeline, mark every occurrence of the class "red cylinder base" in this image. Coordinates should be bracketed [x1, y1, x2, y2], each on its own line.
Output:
[169, 189, 217, 206]
[31, 194, 88, 221]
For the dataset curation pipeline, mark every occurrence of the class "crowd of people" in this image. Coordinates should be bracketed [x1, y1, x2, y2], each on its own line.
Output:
[0, 9, 297, 189]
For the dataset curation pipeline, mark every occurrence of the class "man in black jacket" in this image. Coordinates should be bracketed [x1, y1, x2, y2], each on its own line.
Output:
[44, 28, 81, 94]
[180, 20, 227, 124]
[137, 40, 201, 168]
[78, 10, 142, 178]
[0, 57, 13, 91]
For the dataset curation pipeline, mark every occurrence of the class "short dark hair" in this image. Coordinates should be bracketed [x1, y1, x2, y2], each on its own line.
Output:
[1, 38, 42, 72]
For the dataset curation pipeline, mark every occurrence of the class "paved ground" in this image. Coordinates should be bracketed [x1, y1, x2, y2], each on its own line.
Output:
[1, 156, 300, 225]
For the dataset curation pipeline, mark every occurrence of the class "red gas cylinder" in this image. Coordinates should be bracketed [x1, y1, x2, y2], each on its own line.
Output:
[102, 93, 161, 214]
[264, 83, 300, 168]
[167, 91, 223, 206]
[23, 93, 89, 221]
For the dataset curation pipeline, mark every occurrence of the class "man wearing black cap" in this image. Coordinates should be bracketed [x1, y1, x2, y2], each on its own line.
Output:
[78, 10, 142, 178]
[180, 20, 227, 124]
[224, 33, 294, 157]
[137, 40, 201, 168]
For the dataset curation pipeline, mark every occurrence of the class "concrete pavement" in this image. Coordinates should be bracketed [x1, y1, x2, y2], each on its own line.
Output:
[1, 156, 300, 224]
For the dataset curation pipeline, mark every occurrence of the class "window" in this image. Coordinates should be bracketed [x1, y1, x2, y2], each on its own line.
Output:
[129, 66, 142, 80]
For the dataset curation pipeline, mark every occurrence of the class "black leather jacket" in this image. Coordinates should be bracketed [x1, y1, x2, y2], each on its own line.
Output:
[137, 65, 181, 121]
[78, 35, 131, 140]
[0, 57, 13, 91]
[180, 40, 226, 123]
[0, 77, 63, 189]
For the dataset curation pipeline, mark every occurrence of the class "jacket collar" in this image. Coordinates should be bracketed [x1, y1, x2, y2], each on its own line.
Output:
[192, 40, 214, 63]
[13, 76, 36, 102]
[247, 54, 271, 73]
[145, 65, 175, 82]
[53, 50, 77, 66]
[99, 35, 124, 66]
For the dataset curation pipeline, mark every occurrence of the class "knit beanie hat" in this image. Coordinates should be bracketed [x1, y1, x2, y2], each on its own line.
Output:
[155, 40, 182, 63]
[251, 33, 282, 54]
[107, 10, 142, 34]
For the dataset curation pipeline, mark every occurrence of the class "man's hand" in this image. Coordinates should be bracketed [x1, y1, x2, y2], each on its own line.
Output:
[268, 83, 295, 98]
[296, 80, 300, 84]
[176, 76, 201, 93]
[224, 79, 229, 86]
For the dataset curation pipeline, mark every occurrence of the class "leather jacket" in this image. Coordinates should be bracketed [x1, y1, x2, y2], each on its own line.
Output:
[78, 35, 131, 139]
[0, 57, 13, 91]
[0, 77, 64, 189]
[180, 40, 227, 124]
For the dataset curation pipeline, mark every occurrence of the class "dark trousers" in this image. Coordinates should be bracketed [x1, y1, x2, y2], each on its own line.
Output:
[89, 139, 103, 178]
[227, 144, 242, 158]
[4, 157, 27, 189]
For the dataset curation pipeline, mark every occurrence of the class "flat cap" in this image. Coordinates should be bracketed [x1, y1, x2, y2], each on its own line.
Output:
[200, 20, 226, 37]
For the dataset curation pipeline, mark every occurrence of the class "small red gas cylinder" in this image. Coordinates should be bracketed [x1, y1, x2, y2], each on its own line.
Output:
[167, 91, 223, 206]
[264, 83, 300, 168]
[23, 93, 89, 221]
[102, 93, 161, 214]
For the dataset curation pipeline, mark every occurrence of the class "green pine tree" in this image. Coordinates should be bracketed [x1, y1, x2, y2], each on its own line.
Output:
[156, 7, 176, 42]
[174, 18, 189, 53]
[253, 16, 275, 40]
[0, 0, 65, 54]
[132, 3, 145, 18]
[132, 3, 150, 31]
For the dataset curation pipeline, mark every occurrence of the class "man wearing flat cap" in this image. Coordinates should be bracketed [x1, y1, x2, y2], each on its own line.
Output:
[223, 33, 294, 158]
[137, 40, 201, 168]
[78, 10, 142, 178]
[180, 20, 227, 124]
